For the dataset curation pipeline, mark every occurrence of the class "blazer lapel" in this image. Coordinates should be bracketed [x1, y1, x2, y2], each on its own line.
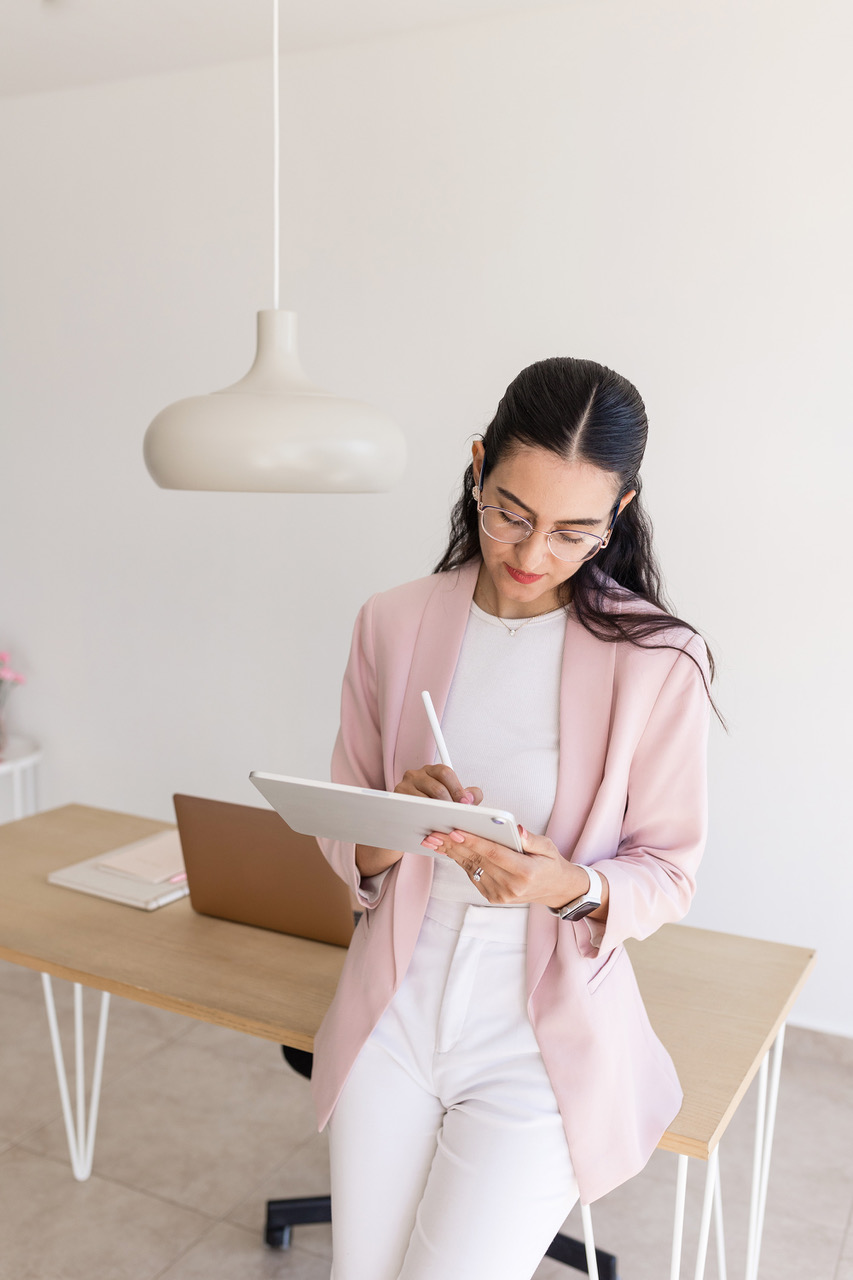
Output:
[391, 562, 480, 974]
[392, 562, 481, 783]
[528, 613, 617, 995]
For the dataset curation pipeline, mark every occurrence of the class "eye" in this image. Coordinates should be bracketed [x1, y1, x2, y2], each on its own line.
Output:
[552, 531, 589, 546]
[497, 509, 528, 528]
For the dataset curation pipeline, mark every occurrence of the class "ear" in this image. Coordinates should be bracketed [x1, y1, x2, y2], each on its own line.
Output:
[471, 440, 485, 492]
[617, 488, 636, 517]
[601, 489, 636, 547]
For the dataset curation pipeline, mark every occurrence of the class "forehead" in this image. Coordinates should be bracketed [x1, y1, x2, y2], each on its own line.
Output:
[488, 446, 620, 515]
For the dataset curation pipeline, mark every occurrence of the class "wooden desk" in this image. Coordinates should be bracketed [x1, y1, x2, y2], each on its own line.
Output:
[0, 805, 815, 1280]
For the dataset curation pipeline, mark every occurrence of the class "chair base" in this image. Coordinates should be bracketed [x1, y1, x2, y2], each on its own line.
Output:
[264, 1196, 618, 1276]
[265, 1195, 332, 1249]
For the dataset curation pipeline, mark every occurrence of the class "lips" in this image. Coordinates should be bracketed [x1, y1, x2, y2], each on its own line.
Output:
[505, 564, 545, 585]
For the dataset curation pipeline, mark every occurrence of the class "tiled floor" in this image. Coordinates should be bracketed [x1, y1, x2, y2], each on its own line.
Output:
[0, 957, 851, 1279]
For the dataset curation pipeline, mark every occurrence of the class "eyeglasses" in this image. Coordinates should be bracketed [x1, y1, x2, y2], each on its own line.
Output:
[475, 489, 620, 563]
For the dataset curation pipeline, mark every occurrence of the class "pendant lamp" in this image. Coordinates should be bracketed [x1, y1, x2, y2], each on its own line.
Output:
[143, 2, 406, 493]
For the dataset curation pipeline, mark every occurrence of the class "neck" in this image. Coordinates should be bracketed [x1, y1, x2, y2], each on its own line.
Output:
[473, 563, 566, 619]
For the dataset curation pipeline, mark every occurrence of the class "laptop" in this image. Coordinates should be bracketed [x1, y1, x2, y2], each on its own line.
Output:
[173, 794, 355, 947]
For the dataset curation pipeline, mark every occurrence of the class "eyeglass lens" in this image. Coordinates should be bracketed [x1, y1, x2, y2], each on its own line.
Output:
[480, 507, 601, 563]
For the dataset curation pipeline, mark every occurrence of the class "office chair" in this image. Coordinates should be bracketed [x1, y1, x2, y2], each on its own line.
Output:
[264, 1046, 619, 1279]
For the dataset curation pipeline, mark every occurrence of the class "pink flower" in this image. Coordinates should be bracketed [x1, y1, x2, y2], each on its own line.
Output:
[0, 660, 24, 684]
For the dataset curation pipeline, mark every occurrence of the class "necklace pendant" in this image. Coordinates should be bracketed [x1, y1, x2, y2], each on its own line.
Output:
[508, 628, 517, 636]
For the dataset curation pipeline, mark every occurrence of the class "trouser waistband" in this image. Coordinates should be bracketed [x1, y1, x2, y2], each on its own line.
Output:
[424, 896, 530, 942]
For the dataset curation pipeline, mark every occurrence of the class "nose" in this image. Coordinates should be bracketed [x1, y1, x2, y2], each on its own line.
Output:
[514, 530, 551, 571]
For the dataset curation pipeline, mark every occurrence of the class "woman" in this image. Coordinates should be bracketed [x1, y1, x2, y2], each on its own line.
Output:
[314, 357, 712, 1280]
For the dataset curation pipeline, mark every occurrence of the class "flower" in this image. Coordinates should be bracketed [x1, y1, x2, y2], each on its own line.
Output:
[0, 653, 25, 709]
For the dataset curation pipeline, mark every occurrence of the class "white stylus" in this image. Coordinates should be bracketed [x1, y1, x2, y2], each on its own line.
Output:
[421, 690, 455, 771]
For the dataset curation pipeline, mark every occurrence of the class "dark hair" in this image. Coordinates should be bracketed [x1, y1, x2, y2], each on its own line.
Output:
[434, 356, 719, 700]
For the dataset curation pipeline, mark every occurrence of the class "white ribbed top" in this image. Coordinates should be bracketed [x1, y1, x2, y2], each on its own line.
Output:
[430, 601, 567, 905]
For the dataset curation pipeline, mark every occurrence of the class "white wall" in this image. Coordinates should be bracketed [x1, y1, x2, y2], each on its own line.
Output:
[1, 0, 850, 1034]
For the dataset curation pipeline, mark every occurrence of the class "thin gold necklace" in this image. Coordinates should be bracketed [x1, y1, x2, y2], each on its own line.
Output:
[496, 614, 538, 638]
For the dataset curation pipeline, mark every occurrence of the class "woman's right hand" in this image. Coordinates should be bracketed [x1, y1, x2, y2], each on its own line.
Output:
[355, 767, 483, 880]
[395, 765, 483, 808]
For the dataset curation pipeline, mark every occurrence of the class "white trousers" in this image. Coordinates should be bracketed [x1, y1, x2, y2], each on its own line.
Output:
[328, 899, 579, 1280]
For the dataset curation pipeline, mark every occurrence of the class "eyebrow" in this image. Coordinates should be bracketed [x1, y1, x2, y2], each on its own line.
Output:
[495, 486, 606, 528]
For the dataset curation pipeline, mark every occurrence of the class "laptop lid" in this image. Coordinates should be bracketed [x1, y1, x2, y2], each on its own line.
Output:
[173, 794, 355, 948]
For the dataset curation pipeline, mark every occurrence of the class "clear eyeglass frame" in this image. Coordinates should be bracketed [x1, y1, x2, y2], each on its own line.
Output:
[475, 493, 620, 564]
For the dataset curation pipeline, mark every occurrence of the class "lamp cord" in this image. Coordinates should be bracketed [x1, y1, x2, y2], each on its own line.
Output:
[272, 0, 280, 310]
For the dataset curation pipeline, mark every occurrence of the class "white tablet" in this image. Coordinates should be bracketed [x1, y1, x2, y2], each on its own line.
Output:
[249, 771, 524, 858]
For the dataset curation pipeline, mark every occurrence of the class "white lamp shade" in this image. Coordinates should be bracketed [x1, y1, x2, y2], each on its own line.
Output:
[143, 310, 407, 493]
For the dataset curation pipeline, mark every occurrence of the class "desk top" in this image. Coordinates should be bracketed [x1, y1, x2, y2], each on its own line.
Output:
[0, 805, 815, 1160]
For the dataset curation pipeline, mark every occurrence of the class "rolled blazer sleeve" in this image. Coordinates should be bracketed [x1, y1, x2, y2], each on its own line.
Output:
[316, 595, 395, 908]
[577, 634, 711, 959]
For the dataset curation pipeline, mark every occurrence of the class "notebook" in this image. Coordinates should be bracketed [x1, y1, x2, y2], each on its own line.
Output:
[174, 793, 355, 947]
[48, 829, 189, 910]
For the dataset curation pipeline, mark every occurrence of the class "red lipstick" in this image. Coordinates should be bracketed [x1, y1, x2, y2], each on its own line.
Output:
[505, 564, 544, 585]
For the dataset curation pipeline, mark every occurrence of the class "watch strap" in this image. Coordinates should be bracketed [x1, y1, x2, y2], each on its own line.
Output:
[549, 864, 603, 921]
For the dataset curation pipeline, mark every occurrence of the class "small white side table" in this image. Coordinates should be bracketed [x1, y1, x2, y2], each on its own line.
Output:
[0, 734, 42, 819]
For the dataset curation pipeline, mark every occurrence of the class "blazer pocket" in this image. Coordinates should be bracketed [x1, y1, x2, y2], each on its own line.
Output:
[587, 944, 624, 994]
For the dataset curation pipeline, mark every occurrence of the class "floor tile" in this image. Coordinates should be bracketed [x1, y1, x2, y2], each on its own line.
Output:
[787, 1024, 853, 1070]
[179, 1018, 294, 1072]
[21, 1036, 320, 1219]
[532, 1259, 577, 1280]
[840, 1219, 853, 1261]
[155, 1220, 331, 1279]
[0, 1146, 210, 1280]
[553, 1109, 849, 1280]
[713, 1049, 853, 1235]
[227, 1128, 331, 1234]
[226, 1129, 333, 1261]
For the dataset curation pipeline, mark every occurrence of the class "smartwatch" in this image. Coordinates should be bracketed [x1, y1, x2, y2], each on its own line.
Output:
[549, 865, 603, 922]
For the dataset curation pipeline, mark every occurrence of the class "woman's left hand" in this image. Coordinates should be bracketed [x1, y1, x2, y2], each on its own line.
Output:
[421, 824, 601, 911]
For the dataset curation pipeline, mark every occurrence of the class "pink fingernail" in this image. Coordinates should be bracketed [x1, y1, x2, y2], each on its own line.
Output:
[460, 792, 473, 804]
[449, 830, 465, 844]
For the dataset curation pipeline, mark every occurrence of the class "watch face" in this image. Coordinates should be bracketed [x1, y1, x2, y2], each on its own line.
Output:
[562, 901, 597, 921]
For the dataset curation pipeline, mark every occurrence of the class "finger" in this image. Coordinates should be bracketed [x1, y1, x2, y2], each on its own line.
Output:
[462, 786, 484, 806]
[424, 765, 477, 804]
[441, 828, 527, 871]
[396, 767, 458, 802]
[517, 825, 556, 856]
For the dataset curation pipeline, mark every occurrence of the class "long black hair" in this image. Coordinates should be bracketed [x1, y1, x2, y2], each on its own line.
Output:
[434, 356, 718, 694]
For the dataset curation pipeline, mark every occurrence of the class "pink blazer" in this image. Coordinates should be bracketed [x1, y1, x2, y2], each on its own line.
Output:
[314, 561, 709, 1204]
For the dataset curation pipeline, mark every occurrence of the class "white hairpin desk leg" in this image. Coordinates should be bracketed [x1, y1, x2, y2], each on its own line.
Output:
[41, 974, 110, 1181]
[693, 1146, 720, 1280]
[745, 1024, 786, 1280]
[670, 1149, 727, 1280]
[670, 1154, 689, 1280]
[580, 1202, 600, 1280]
[714, 1158, 727, 1280]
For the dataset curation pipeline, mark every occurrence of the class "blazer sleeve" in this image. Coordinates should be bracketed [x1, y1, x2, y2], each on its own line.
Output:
[316, 594, 395, 909]
[577, 634, 711, 959]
